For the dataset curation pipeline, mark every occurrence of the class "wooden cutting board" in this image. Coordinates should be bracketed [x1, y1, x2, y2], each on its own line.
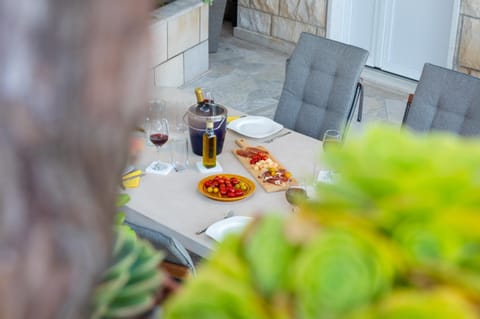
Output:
[232, 139, 297, 192]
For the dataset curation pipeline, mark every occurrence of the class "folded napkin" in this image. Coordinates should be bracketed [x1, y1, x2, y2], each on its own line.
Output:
[227, 116, 247, 124]
[145, 161, 173, 176]
[122, 169, 143, 188]
[316, 170, 340, 184]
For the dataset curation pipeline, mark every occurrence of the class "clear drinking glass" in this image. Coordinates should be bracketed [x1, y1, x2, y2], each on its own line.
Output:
[170, 135, 189, 172]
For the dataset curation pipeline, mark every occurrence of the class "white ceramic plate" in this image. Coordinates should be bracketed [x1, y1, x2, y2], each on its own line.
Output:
[227, 116, 283, 138]
[205, 216, 253, 242]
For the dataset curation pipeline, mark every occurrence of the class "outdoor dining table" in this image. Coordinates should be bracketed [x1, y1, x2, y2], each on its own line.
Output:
[125, 104, 322, 258]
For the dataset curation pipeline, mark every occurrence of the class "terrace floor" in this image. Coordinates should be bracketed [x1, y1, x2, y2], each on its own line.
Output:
[180, 22, 418, 138]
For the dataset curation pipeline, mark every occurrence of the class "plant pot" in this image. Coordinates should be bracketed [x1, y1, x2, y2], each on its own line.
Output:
[208, 0, 227, 53]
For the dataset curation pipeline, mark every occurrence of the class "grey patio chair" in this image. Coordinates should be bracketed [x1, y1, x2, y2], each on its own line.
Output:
[402, 63, 480, 136]
[122, 206, 196, 278]
[273, 32, 369, 140]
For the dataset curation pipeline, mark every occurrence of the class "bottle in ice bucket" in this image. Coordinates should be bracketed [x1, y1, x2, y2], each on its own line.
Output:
[194, 87, 207, 110]
[186, 88, 227, 156]
[202, 118, 217, 168]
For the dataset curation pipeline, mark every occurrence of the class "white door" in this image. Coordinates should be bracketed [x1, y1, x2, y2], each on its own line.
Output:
[327, 0, 460, 80]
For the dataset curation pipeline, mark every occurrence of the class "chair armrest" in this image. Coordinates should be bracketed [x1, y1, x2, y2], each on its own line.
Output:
[285, 57, 291, 74]
[402, 94, 415, 125]
[161, 261, 192, 280]
[407, 93, 414, 104]
[356, 81, 364, 122]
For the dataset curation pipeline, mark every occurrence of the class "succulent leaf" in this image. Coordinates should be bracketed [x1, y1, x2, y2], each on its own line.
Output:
[243, 215, 297, 298]
[91, 224, 164, 319]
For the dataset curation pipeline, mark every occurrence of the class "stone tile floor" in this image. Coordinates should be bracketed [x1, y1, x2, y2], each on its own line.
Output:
[180, 23, 416, 138]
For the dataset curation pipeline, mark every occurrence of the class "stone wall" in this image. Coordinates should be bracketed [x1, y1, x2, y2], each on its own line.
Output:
[457, 0, 480, 77]
[234, 0, 327, 54]
[150, 0, 209, 87]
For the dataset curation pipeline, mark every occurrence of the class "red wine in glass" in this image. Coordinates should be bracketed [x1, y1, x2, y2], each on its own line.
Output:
[148, 118, 171, 172]
[150, 133, 168, 147]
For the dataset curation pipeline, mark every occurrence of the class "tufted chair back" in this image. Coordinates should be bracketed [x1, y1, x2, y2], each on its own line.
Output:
[403, 63, 480, 136]
[274, 32, 368, 140]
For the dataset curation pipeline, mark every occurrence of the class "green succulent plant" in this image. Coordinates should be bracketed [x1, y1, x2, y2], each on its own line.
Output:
[352, 288, 479, 319]
[162, 126, 480, 318]
[91, 195, 165, 319]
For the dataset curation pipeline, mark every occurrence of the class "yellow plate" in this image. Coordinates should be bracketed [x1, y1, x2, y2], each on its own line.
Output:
[198, 174, 256, 202]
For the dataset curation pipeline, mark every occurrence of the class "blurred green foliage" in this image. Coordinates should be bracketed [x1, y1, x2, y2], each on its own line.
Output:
[163, 126, 480, 318]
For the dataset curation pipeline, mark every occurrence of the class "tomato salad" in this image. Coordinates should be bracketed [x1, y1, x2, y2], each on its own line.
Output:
[203, 175, 249, 198]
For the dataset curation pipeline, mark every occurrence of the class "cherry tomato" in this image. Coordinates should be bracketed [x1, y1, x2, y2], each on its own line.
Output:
[205, 176, 249, 198]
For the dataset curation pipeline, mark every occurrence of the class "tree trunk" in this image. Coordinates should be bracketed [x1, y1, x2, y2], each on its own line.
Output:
[0, 0, 152, 318]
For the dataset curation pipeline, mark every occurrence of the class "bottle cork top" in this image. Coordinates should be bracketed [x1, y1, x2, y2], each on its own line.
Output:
[194, 87, 204, 104]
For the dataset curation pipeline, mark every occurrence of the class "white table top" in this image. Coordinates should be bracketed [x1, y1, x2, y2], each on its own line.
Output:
[126, 105, 323, 257]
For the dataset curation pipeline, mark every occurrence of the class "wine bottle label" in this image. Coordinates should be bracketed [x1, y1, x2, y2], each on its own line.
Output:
[208, 136, 215, 158]
[202, 132, 216, 168]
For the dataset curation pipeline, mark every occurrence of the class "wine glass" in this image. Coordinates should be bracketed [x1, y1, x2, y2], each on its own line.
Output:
[145, 99, 166, 146]
[285, 181, 308, 213]
[321, 129, 342, 182]
[149, 99, 166, 118]
[148, 117, 171, 172]
[323, 129, 342, 152]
